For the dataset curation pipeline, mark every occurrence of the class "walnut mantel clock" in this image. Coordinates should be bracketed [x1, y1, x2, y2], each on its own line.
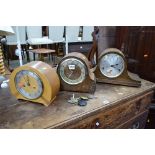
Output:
[94, 48, 141, 87]
[57, 52, 96, 93]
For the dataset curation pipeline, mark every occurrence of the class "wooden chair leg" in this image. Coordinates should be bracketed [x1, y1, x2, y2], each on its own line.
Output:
[33, 53, 36, 61]
[39, 54, 44, 61]
[21, 46, 25, 60]
[25, 44, 30, 62]
[51, 53, 53, 62]
[49, 53, 50, 61]
[54, 55, 56, 64]
[26, 51, 30, 62]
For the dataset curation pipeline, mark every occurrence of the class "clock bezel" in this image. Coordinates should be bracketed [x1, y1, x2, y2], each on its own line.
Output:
[14, 70, 44, 100]
[99, 52, 125, 78]
[57, 56, 89, 85]
[98, 49, 127, 79]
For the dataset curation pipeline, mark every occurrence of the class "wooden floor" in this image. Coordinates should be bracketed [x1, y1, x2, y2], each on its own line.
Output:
[4, 55, 63, 75]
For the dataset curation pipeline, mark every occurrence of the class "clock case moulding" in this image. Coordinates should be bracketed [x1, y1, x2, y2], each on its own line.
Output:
[57, 52, 96, 93]
[94, 48, 141, 87]
[9, 61, 60, 106]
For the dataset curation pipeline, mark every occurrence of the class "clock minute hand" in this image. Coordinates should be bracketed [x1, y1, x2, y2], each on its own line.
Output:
[26, 75, 31, 86]
[23, 76, 28, 86]
[68, 70, 73, 78]
[111, 64, 121, 71]
[111, 64, 119, 67]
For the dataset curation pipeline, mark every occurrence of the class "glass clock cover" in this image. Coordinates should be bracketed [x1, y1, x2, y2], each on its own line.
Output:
[59, 58, 87, 85]
[99, 53, 125, 78]
[15, 70, 43, 99]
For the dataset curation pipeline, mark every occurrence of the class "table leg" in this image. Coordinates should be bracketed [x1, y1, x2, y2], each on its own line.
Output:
[49, 53, 50, 61]
[39, 54, 44, 61]
[33, 53, 36, 61]
[26, 51, 30, 62]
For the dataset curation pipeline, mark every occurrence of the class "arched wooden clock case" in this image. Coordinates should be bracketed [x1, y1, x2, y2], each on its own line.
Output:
[94, 48, 141, 87]
[10, 61, 60, 106]
[57, 52, 96, 93]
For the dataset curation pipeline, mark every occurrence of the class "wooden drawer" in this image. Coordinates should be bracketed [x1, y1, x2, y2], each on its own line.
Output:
[116, 110, 148, 129]
[65, 91, 153, 129]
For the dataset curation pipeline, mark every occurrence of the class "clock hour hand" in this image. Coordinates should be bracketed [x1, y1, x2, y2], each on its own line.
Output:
[22, 72, 30, 86]
[111, 64, 121, 71]
[110, 64, 119, 67]
[68, 70, 73, 78]
[26, 75, 31, 86]
[23, 76, 28, 86]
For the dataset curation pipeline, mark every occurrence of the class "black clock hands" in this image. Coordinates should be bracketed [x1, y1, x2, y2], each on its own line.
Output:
[110, 64, 121, 72]
[110, 64, 119, 67]
[26, 75, 31, 86]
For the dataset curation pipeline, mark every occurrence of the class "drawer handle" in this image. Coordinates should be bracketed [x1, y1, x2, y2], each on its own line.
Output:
[145, 104, 150, 110]
[96, 122, 100, 127]
[144, 54, 148, 58]
[136, 100, 142, 111]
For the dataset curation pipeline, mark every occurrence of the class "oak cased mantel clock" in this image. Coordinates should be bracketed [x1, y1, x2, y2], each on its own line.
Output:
[57, 52, 96, 93]
[10, 61, 60, 106]
[94, 48, 141, 87]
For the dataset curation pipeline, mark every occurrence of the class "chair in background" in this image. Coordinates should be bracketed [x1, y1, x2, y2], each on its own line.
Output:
[26, 26, 52, 46]
[82, 26, 94, 42]
[65, 26, 80, 54]
[48, 26, 65, 57]
[26, 26, 55, 62]
[65, 26, 80, 42]
[6, 26, 26, 65]
[82, 26, 94, 60]
[48, 26, 65, 43]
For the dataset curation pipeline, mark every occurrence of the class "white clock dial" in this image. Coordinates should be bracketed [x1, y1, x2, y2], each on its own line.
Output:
[15, 70, 43, 99]
[59, 58, 87, 85]
[99, 53, 125, 78]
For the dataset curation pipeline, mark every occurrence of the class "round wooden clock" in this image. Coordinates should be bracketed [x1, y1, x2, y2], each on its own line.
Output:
[94, 48, 141, 87]
[10, 61, 60, 106]
[57, 52, 96, 93]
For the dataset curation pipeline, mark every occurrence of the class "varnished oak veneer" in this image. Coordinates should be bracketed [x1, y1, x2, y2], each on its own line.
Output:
[0, 75, 154, 128]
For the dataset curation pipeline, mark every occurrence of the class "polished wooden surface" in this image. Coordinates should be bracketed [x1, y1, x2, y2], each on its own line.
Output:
[66, 92, 153, 129]
[0, 75, 154, 128]
[28, 48, 55, 54]
[28, 48, 56, 61]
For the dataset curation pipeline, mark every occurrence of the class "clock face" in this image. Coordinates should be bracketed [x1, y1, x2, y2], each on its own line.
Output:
[58, 58, 87, 85]
[15, 70, 43, 99]
[99, 53, 125, 78]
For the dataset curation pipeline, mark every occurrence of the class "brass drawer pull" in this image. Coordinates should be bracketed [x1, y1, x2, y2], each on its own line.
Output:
[136, 99, 142, 111]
